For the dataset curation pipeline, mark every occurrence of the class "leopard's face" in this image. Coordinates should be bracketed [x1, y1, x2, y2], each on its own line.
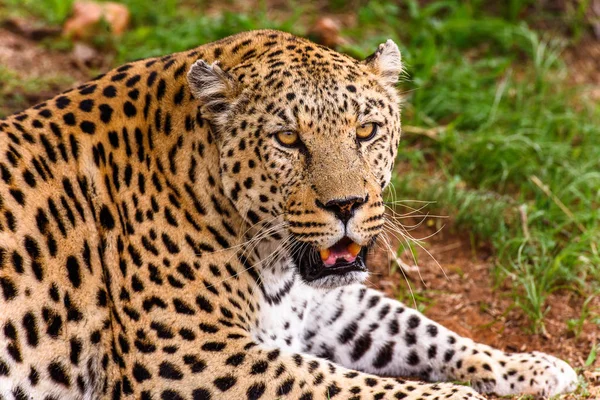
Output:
[188, 39, 402, 288]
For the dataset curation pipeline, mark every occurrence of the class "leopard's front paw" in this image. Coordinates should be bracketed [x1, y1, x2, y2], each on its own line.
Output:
[458, 350, 577, 398]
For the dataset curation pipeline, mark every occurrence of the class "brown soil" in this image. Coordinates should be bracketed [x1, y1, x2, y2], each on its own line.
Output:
[0, 27, 90, 115]
[0, 29, 82, 78]
[0, 19, 598, 399]
[564, 37, 600, 101]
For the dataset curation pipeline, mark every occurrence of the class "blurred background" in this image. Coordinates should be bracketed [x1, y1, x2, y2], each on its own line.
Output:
[0, 0, 598, 397]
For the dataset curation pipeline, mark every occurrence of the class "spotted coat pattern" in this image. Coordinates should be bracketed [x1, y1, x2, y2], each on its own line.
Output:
[0, 30, 576, 399]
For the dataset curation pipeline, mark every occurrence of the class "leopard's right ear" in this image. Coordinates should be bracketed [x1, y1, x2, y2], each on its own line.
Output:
[362, 40, 402, 87]
[187, 60, 240, 114]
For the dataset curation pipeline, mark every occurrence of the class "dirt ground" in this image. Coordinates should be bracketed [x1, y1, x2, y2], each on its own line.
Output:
[0, 20, 598, 399]
[0, 28, 85, 80]
[564, 38, 600, 102]
[0, 27, 90, 116]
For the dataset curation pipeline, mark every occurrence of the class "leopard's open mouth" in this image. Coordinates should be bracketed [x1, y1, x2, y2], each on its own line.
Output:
[293, 236, 369, 283]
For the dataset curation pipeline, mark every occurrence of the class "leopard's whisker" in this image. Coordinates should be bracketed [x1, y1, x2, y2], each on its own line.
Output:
[383, 218, 450, 282]
[380, 229, 427, 287]
[379, 233, 418, 309]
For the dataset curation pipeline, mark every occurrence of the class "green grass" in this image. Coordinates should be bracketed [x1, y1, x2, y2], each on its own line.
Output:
[2, 0, 74, 25]
[0, 0, 598, 333]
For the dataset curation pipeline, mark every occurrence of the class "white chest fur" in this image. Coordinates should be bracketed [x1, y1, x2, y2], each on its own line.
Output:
[249, 261, 316, 353]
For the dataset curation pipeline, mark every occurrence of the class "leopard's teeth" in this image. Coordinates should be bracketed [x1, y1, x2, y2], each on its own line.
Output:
[319, 249, 331, 261]
[347, 242, 361, 257]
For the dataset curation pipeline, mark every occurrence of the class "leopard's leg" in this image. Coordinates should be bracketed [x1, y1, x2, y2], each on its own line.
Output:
[302, 284, 577, 398]
[132, 327, 486, 400]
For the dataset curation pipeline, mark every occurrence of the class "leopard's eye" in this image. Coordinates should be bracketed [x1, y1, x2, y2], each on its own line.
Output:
[275, 131, 300, 148]
[356, 123, 378, 141]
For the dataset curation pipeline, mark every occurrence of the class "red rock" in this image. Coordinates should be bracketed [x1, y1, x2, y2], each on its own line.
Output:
[309, 17, 347, 48]
[63, 1, 130, 40]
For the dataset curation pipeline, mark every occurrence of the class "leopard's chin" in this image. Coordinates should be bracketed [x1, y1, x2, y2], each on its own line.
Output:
[292, 236, 371, 289]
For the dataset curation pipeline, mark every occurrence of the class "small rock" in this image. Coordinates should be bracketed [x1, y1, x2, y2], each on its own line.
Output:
[63, 1, 130, 40]
[309, 17, 347, 48]
[72, 42, 98, 66]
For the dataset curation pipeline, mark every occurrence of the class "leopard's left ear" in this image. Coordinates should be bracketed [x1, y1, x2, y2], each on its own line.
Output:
[362, 40, 402, 86]
[187, 60, 240, 114]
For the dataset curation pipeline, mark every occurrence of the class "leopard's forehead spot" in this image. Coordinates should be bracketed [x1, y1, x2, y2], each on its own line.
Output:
[229, 42, 373, 88]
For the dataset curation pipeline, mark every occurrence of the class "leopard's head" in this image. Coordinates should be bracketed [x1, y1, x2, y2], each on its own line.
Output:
[188, 36, 402, 288]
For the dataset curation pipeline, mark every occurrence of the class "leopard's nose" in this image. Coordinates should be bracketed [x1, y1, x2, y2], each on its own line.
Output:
[317, 195, 367, 224]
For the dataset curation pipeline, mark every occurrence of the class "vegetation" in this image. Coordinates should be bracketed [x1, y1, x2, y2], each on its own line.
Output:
[0, 0, 598, 336]
[0, 66, 74, 118]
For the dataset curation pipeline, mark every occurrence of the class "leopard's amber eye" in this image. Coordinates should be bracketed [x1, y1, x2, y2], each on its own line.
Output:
[356, 123, 378, 141]
[275, 131, 300, 147]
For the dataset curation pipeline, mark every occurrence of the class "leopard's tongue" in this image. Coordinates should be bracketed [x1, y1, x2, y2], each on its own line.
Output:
[319, 239, 361, 267]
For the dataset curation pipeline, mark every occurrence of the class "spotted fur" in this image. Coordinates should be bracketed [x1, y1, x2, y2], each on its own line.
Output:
[0, 30, 576, 399]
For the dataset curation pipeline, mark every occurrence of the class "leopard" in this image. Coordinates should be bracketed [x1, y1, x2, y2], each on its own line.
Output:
[0, 29, 577, 400]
